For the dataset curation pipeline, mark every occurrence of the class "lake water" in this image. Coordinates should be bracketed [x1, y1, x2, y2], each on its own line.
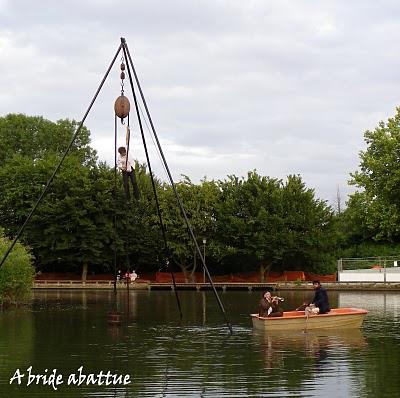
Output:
[1, 289, 399, 397]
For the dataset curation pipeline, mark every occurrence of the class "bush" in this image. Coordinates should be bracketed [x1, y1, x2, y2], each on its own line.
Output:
[0, 230, 35, 305]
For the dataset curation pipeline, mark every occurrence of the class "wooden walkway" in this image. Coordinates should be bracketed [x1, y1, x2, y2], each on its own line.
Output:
[33, 280, 148, 290]
[33, 280, 400, 291]
[33, 280, 289, 291]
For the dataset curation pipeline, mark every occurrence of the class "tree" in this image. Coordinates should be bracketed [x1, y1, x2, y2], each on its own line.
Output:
[0, 113, 96, 167]
[215, 172, 283, 279]
[0, 114, 116, 276]
[349, 107, 400, 242]
[214, 172, 336, 277]
[0, 113, 166, 277]
[0, 228, 35, 305]
[0, 112, 341, 278]
[158, 176, 221, 281]
[113, 162, 165, 273]
[279, 175, 336, 274]
[0, 154, 114, 274]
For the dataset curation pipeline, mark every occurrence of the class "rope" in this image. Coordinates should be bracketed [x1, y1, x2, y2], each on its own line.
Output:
[113, 114, 118, 294]
[124, 114, 130, 173]
[122, 42, 183, 319]
[124, 114, 131, 272]
[122, 38, 233, 334]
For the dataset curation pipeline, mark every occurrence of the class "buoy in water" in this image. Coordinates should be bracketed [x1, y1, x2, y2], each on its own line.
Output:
[107, 312, 122, 325]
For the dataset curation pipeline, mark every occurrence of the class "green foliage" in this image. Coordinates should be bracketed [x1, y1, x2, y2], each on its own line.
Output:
[0, 113, 96, 167]
[0, 113, 340, 277]
[215, 172, 282, 272]
[214, 172, 336, 275]
[114, 162, 165, 272]
[0, 229, 35, 305]
[158, 176, 221, 278]
[349, 107, 400, 241]
[0, 150, 112, 273]
[338, 241, 400, 259]
[279, 175, 336, 274]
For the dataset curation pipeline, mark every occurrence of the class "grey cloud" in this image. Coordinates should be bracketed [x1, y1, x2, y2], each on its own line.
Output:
[1, 1, 400, 203]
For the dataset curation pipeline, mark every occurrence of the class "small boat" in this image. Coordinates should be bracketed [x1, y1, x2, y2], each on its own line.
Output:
[251, 308, 368, 331]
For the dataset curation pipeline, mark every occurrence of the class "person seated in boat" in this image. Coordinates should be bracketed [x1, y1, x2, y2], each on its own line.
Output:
[307, 280, 330, 315]
[258, 291, 283, 317]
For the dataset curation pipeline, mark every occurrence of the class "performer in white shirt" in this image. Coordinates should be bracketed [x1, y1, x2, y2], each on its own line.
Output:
[117, 146, 140, 200]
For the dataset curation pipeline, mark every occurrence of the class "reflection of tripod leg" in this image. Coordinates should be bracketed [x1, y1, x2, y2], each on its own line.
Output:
[303, 308, 311, 333]
[128, 170, 140, 200]
[122, 171, 131, 200]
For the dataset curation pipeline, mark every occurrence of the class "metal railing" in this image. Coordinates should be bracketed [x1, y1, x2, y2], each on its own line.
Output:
[337, 256, 400, 272]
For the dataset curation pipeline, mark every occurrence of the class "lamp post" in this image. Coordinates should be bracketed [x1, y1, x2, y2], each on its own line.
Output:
[203, 238, 207, 283]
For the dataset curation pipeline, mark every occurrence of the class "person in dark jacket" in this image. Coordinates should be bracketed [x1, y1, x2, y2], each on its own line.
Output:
[258, 291, 283, 317]
[311, 280, 330, 314]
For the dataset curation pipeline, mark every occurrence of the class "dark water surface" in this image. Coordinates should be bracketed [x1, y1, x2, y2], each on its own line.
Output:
[1, 289, 399, 397]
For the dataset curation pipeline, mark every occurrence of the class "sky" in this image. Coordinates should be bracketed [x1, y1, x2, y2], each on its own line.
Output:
[1, 1, 400, 206]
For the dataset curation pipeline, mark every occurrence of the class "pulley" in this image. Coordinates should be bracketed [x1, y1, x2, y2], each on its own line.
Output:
[114, 58, 130, 121]
[114, 95, 130, 119]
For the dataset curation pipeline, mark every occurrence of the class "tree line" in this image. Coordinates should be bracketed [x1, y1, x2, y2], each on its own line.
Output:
[1, 111, 400, 280]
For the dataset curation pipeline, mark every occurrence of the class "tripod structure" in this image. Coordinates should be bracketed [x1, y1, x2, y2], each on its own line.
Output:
[0, 37, 233, 335]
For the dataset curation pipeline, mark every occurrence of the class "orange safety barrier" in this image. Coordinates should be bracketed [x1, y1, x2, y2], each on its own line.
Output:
[35, 273, 113, 281]
[231, 272, 260, 282]
[35, 270, 336, 283]
[155, 272, 194, 283]
[35, 273, 81, 280]
[305, 273, 336, 282]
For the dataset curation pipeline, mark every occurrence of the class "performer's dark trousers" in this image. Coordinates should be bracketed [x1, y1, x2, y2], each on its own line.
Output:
[122, 169, 140, 200]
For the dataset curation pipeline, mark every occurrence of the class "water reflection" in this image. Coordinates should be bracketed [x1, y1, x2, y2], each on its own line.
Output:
[337, 291, 400, 314]
[1, 290, 400, 397]
[254, 329, 367, 367]
[0, 308, 34, 374]
[253, 329, 368, 368]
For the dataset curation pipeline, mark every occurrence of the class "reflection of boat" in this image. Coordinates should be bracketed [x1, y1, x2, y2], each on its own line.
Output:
[254, 328, 367, 349]
[251, 308, 368, 331]
[253, 328, 367, 368]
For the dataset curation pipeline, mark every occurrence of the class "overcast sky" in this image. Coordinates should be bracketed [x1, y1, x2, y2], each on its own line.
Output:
[1, 1, 400, 205]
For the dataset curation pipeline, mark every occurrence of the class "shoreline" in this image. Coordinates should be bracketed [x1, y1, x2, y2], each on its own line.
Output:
[32, 281, 400, 292]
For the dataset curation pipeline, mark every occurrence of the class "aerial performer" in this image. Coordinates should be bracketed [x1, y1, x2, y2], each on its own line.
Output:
[117, 142, 140, 201]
